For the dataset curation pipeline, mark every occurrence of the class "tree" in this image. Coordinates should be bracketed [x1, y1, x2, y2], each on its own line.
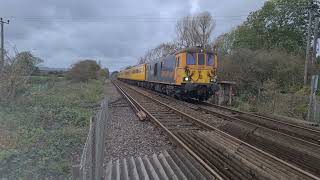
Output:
[111, 71, 119, 78]
[176, 11, 215, 48]
[217, 0, 316, 55]
[218, 49, 304, 96]
[67, 60, 101, 82]
[137, 12, 215, 65]
[99, 68, 109, 79]
[138, 42, 177, 64]
[0, 51, 42, 101]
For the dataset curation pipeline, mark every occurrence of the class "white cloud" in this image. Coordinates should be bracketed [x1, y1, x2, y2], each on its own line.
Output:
[190, 0, 200, 14]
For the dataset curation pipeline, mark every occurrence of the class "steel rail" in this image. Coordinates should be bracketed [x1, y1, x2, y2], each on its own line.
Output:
[112, 81, 224, 180]
[199, 104, 320, 147]
[203, 102, 320, 134]
[115, 80, 320, 180]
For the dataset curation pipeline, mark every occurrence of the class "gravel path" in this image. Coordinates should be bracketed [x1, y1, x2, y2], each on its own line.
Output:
[104, 80, 175, 163]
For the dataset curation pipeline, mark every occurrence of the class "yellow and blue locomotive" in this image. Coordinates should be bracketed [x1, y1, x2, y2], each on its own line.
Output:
[118, 47, 218, 101]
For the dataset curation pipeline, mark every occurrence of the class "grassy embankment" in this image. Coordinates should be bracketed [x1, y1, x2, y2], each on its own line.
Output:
[0, 76, 104, 179]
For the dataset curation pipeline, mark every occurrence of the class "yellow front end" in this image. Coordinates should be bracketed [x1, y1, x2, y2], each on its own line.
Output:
[175, 52, 217, 85]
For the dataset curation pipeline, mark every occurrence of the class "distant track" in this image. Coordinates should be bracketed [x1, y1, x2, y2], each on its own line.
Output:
[113, 80, 320, 180]
[201, 102, 320, 145]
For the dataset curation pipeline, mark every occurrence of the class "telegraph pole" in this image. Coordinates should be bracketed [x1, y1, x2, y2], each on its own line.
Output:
[0, 17, 9, 73]
[304, 8, 313, 86]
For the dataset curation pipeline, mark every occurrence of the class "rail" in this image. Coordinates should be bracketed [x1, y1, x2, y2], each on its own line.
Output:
[112, 81, 224, 179]
[201, 102, 320, 144]
[114, 80, 320, 179]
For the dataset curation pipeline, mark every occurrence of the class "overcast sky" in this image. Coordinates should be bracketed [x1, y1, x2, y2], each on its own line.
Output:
[1, 0, 266, 71]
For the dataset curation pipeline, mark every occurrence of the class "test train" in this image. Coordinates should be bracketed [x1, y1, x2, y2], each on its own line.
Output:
[118, 47, 219, 101]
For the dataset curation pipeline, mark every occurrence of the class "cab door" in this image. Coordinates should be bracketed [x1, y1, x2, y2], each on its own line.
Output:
[174, 55, 182, 85]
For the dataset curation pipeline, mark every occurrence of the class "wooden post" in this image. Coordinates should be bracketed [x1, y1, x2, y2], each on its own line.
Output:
[91, 117, 96, 180]
[228, 85, 232, 106]
[72, 164, 81, 180]
[307, 75, 319, 122]
[312, 76, 318, 122]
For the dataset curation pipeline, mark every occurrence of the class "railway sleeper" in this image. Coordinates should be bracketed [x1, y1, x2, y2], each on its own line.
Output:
[178, 131, 315, 179]
[214, 116, 320, 176]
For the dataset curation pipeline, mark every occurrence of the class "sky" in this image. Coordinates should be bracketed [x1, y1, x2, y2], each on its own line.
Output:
[1, 0, 266, 71]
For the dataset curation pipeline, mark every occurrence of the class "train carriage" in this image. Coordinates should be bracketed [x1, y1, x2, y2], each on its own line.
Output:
[118, 64, 146, 81]
[118, 47, 219, 101]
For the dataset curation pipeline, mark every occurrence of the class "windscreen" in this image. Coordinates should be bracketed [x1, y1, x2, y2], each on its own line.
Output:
[187, 53, 196, 65]
[207, 54, 214, 66]
[198, 54, 205, 65]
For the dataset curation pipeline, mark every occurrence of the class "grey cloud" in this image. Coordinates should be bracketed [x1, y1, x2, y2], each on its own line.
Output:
[1, 0, 266, 71]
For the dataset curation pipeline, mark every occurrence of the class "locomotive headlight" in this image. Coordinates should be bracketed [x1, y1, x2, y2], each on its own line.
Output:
[210, 76, 217, 83]
[184, 77, 190, 81]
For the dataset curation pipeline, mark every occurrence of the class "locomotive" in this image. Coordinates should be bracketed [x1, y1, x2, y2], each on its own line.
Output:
[118, 47, 219, 101]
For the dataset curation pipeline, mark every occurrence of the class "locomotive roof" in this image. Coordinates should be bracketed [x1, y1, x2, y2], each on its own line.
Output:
[175, 47, 215, 54]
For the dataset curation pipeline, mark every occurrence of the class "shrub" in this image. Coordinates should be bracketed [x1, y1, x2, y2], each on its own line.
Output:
[218, 49, 304, 96]
[66, 60, 101, 82]
[0, 51, 42, 102]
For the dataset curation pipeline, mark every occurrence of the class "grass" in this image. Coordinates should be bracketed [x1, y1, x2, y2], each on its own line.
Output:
[0, 76, 104, 179]
[232, 92, 311, 120]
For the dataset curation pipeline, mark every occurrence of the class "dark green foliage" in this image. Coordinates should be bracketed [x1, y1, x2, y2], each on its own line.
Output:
[219, 49, 304, 96]
[219, 0, 312, 55]
[66, 60, 101, 82]
[214, 0, 318, 119]
[99, 68, 110, 79]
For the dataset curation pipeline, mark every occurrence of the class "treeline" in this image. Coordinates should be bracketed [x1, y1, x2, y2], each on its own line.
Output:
[0, 50, 109, 103]
[216, 0, 320, 96]
[216, 0, 312, 55]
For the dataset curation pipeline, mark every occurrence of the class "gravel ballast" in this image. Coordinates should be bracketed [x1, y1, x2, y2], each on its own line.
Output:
[104, 80, 175, 163]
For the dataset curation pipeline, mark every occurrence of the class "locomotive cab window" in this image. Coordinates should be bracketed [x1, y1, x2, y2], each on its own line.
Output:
[187, 53, 196, 65]
[207, 54, 214, 66]
[198, 54, 205, 65]
[176, 57, 181, 67]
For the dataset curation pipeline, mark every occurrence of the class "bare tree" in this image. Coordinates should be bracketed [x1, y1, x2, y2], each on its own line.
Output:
[176, 11, 215, 48]
[137, 12, 215, 65]
[197, 12, 215, 47]
[137, 42, 178, 64]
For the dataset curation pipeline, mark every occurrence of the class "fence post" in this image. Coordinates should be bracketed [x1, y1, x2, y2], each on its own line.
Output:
[78, 98, 108, 180]
[91, 117, 96, 180]
[307, 75, 319, 123]
[72, 164, 81, 180]
[95, 98, 108, 180]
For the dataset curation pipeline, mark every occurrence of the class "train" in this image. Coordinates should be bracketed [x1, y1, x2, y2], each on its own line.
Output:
[118, 47, 219, 101]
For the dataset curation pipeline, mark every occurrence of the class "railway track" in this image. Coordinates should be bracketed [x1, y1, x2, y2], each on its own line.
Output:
[113, 80, 320, 180]
[121, 81, 320, 177]
[196, 103, 320, 177]
[200, 102, 320, 145]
